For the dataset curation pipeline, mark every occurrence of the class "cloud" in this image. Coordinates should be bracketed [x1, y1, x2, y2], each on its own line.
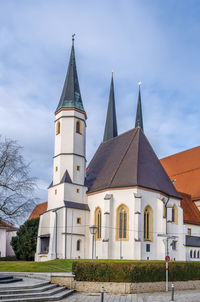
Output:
[0, 0, 200, 206]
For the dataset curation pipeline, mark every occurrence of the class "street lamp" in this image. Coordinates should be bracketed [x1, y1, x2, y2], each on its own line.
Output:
[89, 225, 98, 261]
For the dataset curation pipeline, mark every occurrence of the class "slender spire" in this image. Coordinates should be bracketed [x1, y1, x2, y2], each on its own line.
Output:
[103, 72, 118, 142]
[56, 35, 85, 113]
[135, 82, 143, 131]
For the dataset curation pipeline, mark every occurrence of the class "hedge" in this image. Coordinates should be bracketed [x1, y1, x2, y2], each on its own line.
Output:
[72, 261, 200, 283]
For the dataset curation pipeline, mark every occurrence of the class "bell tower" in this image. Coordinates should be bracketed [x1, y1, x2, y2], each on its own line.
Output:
[53, 36, 86, 188]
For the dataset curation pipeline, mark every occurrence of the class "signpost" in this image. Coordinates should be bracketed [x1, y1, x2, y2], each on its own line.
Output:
[158, 234, 177, 292]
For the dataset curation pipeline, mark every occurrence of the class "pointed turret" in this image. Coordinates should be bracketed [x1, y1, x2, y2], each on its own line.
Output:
[56, 35, 85, 113]
[103, 73, 118, 142]
[135, 82, 143, 131]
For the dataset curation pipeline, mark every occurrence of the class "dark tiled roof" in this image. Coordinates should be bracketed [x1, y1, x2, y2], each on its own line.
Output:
[161, 146, 200, 200]
[64, 201, 90, 211]
[86, 128, 180, 198]
[180, 192, 200, 225]
[103, 74, 118, 142]
[28, 202, 48, 220]
[186, 235, 200, 247]
[56, 43, 84, 113]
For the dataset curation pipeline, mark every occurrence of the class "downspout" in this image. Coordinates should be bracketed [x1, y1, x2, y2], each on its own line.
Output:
[65, 207, 67, 259]
[55, 210, 57, 259]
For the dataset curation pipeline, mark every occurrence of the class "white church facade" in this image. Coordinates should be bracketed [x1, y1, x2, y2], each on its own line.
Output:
[35, 39, 200, 262]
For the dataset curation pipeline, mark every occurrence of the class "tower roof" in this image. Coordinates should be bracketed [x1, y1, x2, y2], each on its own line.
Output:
[86, 128, 180, 199]
[135, 83, 143, 131]
[56, 37, 85, 113]
[103, 73, 118, 141]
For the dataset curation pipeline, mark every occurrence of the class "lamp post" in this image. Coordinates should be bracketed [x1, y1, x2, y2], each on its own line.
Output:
[89, 225, 98, 261]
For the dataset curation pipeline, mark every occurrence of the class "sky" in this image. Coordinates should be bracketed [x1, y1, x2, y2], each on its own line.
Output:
[0, 0, 200, 206]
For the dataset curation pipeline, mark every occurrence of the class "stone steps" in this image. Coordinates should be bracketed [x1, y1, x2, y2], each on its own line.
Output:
[0, 283, 58, 295]
[0, 276, 22, 284]
[0, 278, 75, 301]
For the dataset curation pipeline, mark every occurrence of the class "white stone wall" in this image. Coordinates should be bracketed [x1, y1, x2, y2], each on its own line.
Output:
[6, 231, 16, 256]
[0, 229, 6, 257]
[87, 187, 186, 261]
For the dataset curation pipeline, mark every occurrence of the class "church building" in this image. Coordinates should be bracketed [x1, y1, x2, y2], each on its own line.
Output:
[35, 38, 200, 262]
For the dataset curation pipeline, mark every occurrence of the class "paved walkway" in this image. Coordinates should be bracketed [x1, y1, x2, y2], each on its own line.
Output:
[60, 290, 200, 302]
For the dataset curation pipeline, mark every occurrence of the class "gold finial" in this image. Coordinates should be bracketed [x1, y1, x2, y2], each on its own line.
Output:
[72, 34, 75, 44]
[138, 81, 142, 86]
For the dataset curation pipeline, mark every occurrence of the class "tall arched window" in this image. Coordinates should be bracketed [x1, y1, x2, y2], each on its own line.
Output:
[197, 251, 200, 258]
[194, 250, 196, 258]
[172, 204, 178, 224]
[144, 205, 153, 241]
[116, 204, 129, 240]
[76, 120, 82, 134]
[95, 207, 102, 240]
[190, 250, 193, 258]
[76, 240, 81, 251]
[56, 121, 60, 135]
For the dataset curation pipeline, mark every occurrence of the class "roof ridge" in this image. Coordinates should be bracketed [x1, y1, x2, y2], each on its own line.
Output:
[109, 129, 138, 186]
[165, 166, 200, 177]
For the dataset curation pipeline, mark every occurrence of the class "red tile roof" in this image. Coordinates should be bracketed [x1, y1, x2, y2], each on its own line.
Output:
[180, 192, 200, 225]
[161, 146, 200, 200]
[28, 202, 48, 220]
[0, 219, 18, 231]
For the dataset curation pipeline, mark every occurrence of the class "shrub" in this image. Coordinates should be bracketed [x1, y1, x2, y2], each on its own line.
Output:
[11, 218, 39, 261]
[72, 261, 200, 283]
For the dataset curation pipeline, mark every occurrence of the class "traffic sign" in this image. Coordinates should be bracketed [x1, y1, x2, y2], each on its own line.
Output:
[165, 255, 170, 262]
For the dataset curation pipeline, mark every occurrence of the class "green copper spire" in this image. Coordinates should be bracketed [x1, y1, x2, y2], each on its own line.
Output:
[56, 35, 85, 113]
[103, 73, 118, 142]
[135, 82, 143, 131]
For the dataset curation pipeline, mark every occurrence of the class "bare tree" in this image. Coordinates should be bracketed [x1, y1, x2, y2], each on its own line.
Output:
[0, 137, 36, 224]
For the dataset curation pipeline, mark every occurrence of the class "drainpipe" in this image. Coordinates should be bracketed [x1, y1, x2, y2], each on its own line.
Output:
[65, 207, 67, 259]
[55, 210, 57, 259]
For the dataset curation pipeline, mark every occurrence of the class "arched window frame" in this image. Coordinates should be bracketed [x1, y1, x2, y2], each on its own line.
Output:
[76, 239, 81, 251]
[116, 204, 129, 241]
[144, 205, 153, 242]
[76, 120, 82, 134]
[94, 207, 102, 240]
[172, 204, 178, 224]
[56, 120, 60, 135]
[194, 250, 196, 258]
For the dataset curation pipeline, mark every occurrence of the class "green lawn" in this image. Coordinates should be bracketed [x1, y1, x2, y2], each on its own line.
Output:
[0, 259, 166, 273]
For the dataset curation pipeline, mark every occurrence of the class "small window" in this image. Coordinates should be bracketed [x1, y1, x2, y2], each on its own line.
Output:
[171, 240, 177, 250]
[40, 237, 50, 254]
[77, 217, 81, 224]
[77, 165, 80, 171]
[55, 189, 57, 195]
[190, 250, 193, 258]
[146, 244, 150, 252]
[76, 120, 82, 134]
[77, 240, 81, 251]
[76, 188, 80, 193]
[194, 250, 196, 258]
[55, 166, 58, 172]
[56, 121, 60, 135]
[188, 228, 192, 236]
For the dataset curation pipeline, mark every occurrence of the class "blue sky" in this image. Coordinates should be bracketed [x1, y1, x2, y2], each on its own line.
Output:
[0, 0, 200, 205]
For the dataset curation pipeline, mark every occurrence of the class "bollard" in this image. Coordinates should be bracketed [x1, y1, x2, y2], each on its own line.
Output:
[171, 282, 174, 301]
[101, 286, 104, 302]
